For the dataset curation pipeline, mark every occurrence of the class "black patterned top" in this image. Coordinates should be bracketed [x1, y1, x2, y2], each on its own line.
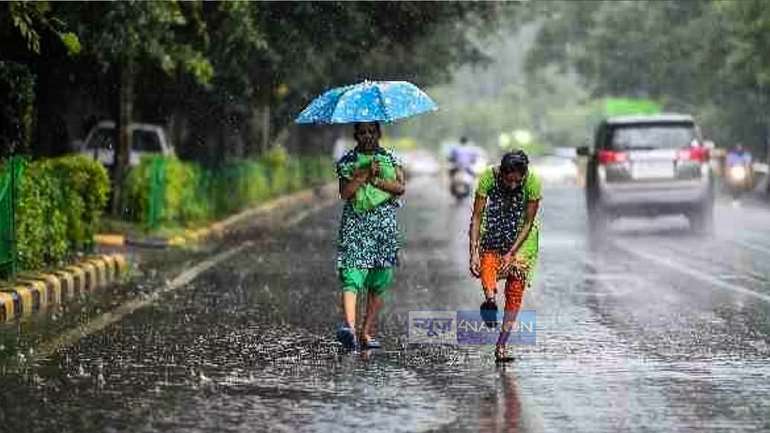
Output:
[335, 148, 403, 270]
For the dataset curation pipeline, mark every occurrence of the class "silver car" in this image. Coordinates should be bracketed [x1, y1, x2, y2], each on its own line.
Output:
[578, 114, 715, 233]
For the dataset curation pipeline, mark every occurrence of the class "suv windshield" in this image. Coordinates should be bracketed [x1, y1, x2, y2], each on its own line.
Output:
[610, 124, 696, 150]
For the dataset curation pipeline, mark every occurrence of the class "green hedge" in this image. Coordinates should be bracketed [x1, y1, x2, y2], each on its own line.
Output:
[12, 155, 110, 270]
[122, 147, 335, 229]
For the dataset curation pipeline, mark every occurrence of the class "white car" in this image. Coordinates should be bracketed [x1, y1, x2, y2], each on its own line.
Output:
[80, 121, 175, 167]
[531, 155, 578, 184]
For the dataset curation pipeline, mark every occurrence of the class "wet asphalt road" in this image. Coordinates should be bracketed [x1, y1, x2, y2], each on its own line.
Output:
[2, 176, 770, 432]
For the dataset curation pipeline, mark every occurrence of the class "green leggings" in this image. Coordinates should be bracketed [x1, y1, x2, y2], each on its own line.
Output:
[339, 267, 394, 296]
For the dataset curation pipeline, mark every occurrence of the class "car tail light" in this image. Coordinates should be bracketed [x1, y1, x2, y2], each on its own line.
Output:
[677, 147, 709, 163]
[597, 150, 628, 165]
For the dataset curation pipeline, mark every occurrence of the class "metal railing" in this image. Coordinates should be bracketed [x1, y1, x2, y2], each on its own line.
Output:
[0, 157, 23, 279]
[147, 156, 166, 230]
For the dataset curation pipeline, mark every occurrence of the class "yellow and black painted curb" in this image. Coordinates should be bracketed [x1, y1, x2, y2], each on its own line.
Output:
[0, 254, 129, 323]
[94, 227, 219, 249]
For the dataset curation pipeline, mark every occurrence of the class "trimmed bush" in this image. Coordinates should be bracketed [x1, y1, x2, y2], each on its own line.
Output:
[121, 151, 335, 229]
[123, 156, 209, 227]
[48, 155, 110, 249]
[13, 155, 110, 270]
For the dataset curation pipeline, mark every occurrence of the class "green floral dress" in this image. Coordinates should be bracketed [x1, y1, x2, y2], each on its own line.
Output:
[336, 148, 402, 270]
[475, 165, 542, 286]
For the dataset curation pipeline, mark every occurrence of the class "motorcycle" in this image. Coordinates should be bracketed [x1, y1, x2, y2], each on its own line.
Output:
[450, 165, 476, 200]
[449, 157, 486, 201]
[724, 161, 752, 199]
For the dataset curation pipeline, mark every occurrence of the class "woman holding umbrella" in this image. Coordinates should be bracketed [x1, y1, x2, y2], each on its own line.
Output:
[335, 121, 405, 349]
[296, 80, 437, 350]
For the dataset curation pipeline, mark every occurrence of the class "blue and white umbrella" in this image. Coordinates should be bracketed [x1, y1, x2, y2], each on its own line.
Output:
[295, 80, 438, 124]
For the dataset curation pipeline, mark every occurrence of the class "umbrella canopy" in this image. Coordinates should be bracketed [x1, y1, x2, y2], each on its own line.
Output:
[295, 80, 438, 124]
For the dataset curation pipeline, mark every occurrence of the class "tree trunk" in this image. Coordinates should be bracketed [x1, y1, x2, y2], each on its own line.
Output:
[110, 60, 134, 216]
[261, 103, 271, 152]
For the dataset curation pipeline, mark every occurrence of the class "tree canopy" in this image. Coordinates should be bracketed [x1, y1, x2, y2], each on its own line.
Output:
[0, 1, 506, 162]
[527, 0, 770, 156]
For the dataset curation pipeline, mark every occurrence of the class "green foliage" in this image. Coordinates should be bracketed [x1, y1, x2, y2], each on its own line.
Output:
[123, 155, 205, 227]
[298, 156, 334, 186]
[260, 2, 505, 134]
[262, 146, 289, 167]
[121, 153, 333, 229]
[13, 156, 109, 270]
[72, 1, 213, 86]
[4, 1, 506, 167]
[163, 157, 204, 224]
[59, 31, 81, 56]
[0, 158, 22, 276]
[47, 155, 110, 249]
[261, 146, 290, 195]
[7, 1, 48, 53]
[0, 61, 35, 156]
[3, 1, 82, 56]
[528, 0, 770, 155]
[603, 98, 662, 117]
[122, 161, 150, 224]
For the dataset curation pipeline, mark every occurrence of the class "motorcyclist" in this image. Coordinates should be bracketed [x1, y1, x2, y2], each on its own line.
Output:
[449, 137, 483, 176]
[447, 137, 483, 200]
[726, 143, 752, 167]
[725, 143, 753, 199]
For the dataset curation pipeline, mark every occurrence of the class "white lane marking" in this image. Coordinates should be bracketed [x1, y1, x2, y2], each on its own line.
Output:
[281, 201, 333, 228]
[38, 199, 334, 360]
[732, 239, 770, 257]
[38, 242, 253, 359]
[611, 240, 770, 304]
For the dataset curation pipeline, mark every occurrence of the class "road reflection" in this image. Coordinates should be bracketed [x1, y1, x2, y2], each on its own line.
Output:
[478, 369, 522, 433]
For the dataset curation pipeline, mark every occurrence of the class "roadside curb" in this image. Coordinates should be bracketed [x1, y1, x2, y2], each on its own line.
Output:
[0, 254, 129, 323]
[95, 183, 336, 249]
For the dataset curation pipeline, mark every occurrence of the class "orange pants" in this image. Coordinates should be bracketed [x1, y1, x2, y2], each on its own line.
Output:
[480, 252, 526, 312]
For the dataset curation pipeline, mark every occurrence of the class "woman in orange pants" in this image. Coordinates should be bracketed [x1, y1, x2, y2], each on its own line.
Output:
[469, 150, 541, 362]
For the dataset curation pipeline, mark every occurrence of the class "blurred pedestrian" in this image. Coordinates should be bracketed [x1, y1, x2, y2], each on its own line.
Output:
[468, 150, 542, 362]
[335, 121, 405, 350]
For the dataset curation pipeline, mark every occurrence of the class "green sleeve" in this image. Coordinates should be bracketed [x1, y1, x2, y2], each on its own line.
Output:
[475, 166, 495, 197]
[336, 160, 353, 180]
[524, 171, 542, 202]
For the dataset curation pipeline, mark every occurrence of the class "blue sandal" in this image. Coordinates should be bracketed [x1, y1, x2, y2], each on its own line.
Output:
[336, 325, 358, 350]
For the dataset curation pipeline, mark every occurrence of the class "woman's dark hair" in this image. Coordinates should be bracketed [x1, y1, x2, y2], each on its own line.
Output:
[353, 121, 381, 135]
[500, 150, 529, 175]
